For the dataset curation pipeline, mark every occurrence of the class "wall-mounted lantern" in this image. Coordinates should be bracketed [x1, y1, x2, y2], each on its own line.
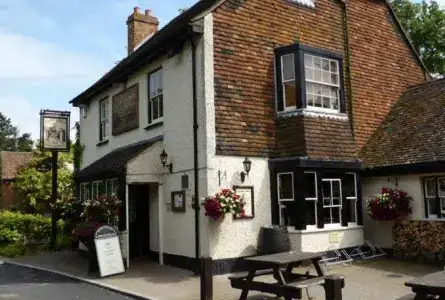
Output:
[240, 157, 252, 183]
[160, 149, 173, 173]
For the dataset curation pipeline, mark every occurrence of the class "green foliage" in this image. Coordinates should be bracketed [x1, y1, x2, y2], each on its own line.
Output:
[72, 122, 84, 172]
[0, 112, 33, 151]
[391, 0, 445, 75]
[0, 211, 69, 257]
[12, 149, 74, 213]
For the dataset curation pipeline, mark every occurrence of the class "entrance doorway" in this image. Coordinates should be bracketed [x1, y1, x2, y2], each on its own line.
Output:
[128, 184, 150, 260]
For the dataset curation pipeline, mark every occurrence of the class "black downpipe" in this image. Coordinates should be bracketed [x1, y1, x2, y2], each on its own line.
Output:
[190, 35, 201, 274]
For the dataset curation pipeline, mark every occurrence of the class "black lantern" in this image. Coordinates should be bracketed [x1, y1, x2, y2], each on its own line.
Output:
[240, 157, 252, 183]
[160, 149, 173, 173]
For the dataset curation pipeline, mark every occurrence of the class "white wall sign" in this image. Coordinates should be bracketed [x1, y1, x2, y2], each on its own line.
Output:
[233, 186, 255, 219]
[94, 225, 125, 278]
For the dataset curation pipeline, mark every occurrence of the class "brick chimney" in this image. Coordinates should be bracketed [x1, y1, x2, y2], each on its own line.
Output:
[126, 7, 159, 54]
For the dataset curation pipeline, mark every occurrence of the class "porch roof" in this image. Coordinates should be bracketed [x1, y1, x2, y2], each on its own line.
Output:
[76, 135, 163, 181]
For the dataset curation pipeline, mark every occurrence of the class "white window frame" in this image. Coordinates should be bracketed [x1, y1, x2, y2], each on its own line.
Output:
[80, 182, 90, 202]
[280, 54, 297, 111]
[346, 172, 358, 225]
[322, 178, 342, 226]
[99, 98, 109, 141]
[304, 171, 318, 229]
[105, 178, 119, 197]
[304, 54, 340, 114]
[277, 172, 294, 225]
[92, 181, 102, 199]
[425, 177, 439, 219]
[149, 68, 163, 123]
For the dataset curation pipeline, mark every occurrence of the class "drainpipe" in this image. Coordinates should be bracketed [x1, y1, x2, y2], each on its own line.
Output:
[189, 27, 201, 274]
[341, 0, 354, 136]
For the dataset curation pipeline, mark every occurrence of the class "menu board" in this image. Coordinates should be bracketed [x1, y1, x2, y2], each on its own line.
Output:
[94, 225, 125, 278]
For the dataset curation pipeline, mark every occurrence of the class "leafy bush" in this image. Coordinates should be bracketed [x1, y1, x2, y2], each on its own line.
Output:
[0, 211, 64, 243]
[0, 242, 27, 257]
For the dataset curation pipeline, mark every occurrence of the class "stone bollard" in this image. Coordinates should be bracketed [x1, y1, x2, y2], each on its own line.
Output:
[324, 274, 345, 300]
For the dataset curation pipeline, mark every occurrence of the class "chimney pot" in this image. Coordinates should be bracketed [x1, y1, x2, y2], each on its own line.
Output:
[145, 9, 151, 16]
[133, 7, 140, 14]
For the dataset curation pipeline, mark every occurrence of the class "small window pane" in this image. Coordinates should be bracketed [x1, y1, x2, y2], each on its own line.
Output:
[348, 199, 357, 223]
[98, 181, 106, 196]
[331, 73, 339, 85]
[283, 81, 297, 108]
[330, 60, 338, 73]
[322, 59, 330, 71]
[304, 172, 317, 199]
[332, 208, 340, 223]
[159, 94, 164, 118]
[439, 178, 445, 197]
[344, 173, 356, 198]
[314, 95, 322, 107]
[278, 173, 293, 200]
[306, 201, 316, 226]
[332, 181, 341, 198]
[322, 181, 331, 199]
[428, 198, 438, 215]
[307, 94, 314, 106]
[314, 69, 322, 81]
[305, 67, 313, 81]
[313, 56, 321, 69]
[321, 86, 330, 96]
[332, 197, 340, 206]
[322, 71, 330, 83]
[281, 54, 295, 81]
[304, 54, 312, 67]
[322, 97, 330, 108]
[152, 97, 159, 120]
[425, 178, 436, 198]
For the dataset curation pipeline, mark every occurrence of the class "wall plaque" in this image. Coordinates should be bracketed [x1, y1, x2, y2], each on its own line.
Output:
[112, 84, 139, 136]
[94, 225, 125, 278]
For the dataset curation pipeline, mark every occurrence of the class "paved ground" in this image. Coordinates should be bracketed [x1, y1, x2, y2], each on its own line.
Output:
[0, 263, 137, 300]
[10, 251, 444, 300]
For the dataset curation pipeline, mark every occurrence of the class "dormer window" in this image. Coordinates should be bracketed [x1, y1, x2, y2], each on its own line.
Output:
[275, 44, 345, 114]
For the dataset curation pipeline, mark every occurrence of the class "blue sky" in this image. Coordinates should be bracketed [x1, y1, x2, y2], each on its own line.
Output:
[0, 0, 196, 140]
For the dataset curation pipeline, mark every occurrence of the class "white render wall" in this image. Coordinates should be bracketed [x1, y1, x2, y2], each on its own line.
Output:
[363, 174, 430, 249]
[78, 14, 214, 259]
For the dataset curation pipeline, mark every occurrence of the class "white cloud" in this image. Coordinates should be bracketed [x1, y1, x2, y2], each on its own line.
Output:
[0, 29, 103, 82]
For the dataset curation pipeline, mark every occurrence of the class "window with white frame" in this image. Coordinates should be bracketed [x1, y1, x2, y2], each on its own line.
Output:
[344, 173, 357, 223]
[275, 44, 343, 114]
[106, 178, 119, 196]
[80, 182, 90, 202]
[278, 172, 294, 225]
[304, 54, 340, 111]
[99, 98, 109, 141]
[92, 181, 104, 199]
[322, 179, 342, 225]
[304, 172, 317, 227]
[281, 54, 297, 110]
[148, 68, 163, 123]
[423, 177, 445, 218]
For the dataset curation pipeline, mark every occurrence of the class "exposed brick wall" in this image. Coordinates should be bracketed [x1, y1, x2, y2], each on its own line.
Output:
[213, 0, 346, 158]
[212, 0, 426, 159]
[1, 180, 18, 210]
[347, 0, 425, 151]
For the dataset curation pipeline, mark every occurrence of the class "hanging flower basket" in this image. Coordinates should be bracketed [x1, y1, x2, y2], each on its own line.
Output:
[366, 187, 413, 221]
[203, 188, 246, 220]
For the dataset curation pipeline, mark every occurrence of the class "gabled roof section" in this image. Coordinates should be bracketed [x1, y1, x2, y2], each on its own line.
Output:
[70, 0, 221, 106]
[69, 0, 429, 106]
[75, 135, 163, 180]
[1, 151, 33, 180]
[360, 79, 445, 169]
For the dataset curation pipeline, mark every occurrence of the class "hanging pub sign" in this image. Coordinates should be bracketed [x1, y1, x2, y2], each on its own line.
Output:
[40, 110, 70, 151]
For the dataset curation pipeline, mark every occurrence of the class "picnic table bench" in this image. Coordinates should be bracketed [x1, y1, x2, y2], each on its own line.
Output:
[404, 271, 445, 300]
[229, 251, 345, 300]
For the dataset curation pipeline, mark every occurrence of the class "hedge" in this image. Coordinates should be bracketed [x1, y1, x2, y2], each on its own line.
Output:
[0, 211, 64, 243]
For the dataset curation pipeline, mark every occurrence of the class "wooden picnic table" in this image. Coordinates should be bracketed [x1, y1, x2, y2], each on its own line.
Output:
[405, 270, 445, 299]
[230, 251, 329, 300]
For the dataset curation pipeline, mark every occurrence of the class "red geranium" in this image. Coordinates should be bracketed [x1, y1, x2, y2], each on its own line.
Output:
[366, 187, 412, 221]
[202, 189, 246, 220]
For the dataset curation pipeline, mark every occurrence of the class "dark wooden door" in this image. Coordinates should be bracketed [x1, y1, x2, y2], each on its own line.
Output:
[129, 184, 150, 259]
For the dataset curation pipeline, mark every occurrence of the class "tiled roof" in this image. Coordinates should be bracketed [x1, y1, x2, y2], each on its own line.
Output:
[360, 79, 445, 168]
[76, 135, 163, 180]
[1, 151, 34, 180]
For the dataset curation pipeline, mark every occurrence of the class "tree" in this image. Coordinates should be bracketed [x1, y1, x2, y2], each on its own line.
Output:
[0, 112, 33, 151]
[391, 0, 445, 75]
[12, 149, 74, 214]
